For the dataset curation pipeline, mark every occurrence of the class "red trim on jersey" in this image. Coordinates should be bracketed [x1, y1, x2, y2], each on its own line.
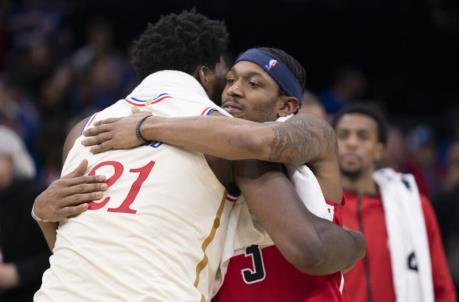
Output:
[124, 98, 145, 107]
[200, 107, 217, 116]
[146, 95, 173, 105]
[226, 194, 238, 203]
[124, 95, 173, 107]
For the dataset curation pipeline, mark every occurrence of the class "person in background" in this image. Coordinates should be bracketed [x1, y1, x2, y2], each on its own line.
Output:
[0, 126, 50, 302]
[333, 104, 456, 302]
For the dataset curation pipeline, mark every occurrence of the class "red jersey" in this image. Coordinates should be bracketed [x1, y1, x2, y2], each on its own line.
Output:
[342, 191, 456, 302]
[212, 200, 346, 302]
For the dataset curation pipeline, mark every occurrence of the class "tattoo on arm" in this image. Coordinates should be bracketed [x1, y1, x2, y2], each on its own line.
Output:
[267, 115, 335, 165]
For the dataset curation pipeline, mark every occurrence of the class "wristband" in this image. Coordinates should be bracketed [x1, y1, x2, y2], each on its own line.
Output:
[135, 115, 152, 145]
[31, 205, 51, 223]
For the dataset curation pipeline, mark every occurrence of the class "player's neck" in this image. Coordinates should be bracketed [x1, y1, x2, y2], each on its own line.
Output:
[342, 169, 378, 195]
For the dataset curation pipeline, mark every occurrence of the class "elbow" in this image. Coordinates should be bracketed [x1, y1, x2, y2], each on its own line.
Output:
[295, 248, 328, 276]
[283, 243, 328, 276]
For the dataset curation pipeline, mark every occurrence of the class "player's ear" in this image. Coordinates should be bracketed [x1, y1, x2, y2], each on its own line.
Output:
[194, 65, 212, 85]
[277, 96, 299, 117]
[194, 65, 215, 97]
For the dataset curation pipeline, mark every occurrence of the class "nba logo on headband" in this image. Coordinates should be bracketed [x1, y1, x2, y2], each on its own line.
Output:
[266, 59, 278, 71]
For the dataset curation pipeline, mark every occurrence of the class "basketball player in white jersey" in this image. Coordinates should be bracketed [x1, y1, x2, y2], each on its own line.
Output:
[33, 11, 364, 302]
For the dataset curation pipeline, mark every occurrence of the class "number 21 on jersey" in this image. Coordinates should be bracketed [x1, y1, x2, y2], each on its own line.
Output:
[87, 160, 155, 214]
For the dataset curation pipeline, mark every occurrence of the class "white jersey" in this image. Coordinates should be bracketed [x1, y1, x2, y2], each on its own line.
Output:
[35, 71, 233, 302]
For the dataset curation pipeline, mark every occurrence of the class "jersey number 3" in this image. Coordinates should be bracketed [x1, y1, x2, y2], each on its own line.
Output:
[242, 245, 266, 284]
[87, 160, 155, 214]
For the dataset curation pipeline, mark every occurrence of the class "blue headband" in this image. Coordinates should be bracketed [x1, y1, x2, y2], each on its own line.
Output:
[235, 48, 303, 104]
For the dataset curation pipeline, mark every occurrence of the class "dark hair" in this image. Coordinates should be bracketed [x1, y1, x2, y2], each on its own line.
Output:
[332, 103, 388, 145]
[131, 10, 229, 79]
[258, 47, 306, 91]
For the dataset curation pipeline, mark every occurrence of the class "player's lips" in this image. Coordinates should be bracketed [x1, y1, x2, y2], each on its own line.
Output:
[340, 153, 360, 163]
[222, 102, 242, 114]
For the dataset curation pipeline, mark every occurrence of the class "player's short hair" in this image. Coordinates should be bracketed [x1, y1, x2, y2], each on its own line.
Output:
[131, 10, 229, 79]
[258, 47, 306, 92]
[332, 103, 388, 145]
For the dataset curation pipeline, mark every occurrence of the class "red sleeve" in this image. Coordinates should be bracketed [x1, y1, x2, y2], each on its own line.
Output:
[325, 197, 344, 226]
[420, 195, 457, 302]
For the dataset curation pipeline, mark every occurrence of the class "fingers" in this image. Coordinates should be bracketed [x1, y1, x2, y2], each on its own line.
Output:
[89, 141, 112, 154]
[64, 160, 88, 178]
[64, 182, 107, 197]
[93, 117, 120, 126]
[83, 123, 112, 137]
[81, 131, 113, 147]
[81, 137, 98, 147]
[58, 203, 89, 218]
[64, 175, 106, 186]
[64, 191, 105, 206]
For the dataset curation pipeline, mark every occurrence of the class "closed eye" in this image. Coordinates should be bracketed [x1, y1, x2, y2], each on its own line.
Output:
[248, 81, 260, 88]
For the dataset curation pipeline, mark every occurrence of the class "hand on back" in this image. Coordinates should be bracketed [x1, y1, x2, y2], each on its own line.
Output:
[32, 160, 107, 222]
[82, 108, 152, 154]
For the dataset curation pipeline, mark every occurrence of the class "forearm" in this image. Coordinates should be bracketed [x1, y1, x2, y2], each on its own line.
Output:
[143, 116, 270, 160]
[237, 169, 325, 273]
[257, 201, 365, 276]
[236, 160, 364, 275]
[143, 114, 334, 166]
[37, 221, 58, 251]
[236, 160, 342, 274]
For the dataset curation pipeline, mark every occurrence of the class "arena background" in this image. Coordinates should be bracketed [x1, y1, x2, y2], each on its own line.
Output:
[53, 0, 459, 112]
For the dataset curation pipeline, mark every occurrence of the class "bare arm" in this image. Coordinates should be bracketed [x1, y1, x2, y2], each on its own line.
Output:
[34, 118, 106, 250]
[139, 113, 342, 202]
[236, 160, 365, 275]
[82, 112, 335, 167]
[82, 111, 342, 201]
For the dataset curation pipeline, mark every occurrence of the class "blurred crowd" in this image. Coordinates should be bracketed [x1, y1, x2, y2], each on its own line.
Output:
[0, 0, 458, 299]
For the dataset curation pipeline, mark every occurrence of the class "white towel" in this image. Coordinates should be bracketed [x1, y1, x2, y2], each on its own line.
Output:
[373, 168, 434, 302]
[286, 164, 335, 221]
